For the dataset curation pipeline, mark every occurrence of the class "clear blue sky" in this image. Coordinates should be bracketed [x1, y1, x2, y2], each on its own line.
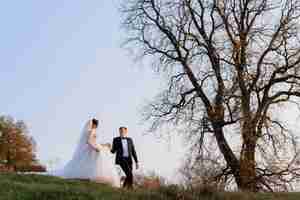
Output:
[0, 0, 186, 182]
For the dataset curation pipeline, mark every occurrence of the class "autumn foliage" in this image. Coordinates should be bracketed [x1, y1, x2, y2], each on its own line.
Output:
[0, 116, 45, 172]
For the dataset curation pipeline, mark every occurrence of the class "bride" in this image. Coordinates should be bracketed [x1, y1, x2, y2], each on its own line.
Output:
[52, 118, 120, 187]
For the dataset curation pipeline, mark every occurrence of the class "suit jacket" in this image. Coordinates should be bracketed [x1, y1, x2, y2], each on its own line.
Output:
[111, 136, 138, 165]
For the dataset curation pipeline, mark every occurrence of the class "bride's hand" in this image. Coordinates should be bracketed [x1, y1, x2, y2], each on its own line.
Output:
[95, 144, 102, 152]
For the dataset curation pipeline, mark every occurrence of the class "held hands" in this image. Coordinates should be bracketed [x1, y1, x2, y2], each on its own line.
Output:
[98, 143, 111, 150]
[94, 144, 111, 153]
[104, 143, 112, 149]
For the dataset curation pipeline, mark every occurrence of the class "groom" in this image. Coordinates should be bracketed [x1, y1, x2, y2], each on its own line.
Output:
[111, 127, 139, 189]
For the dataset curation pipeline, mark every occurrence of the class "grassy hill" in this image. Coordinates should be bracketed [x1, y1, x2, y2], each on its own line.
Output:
[1, 173, 300, 200]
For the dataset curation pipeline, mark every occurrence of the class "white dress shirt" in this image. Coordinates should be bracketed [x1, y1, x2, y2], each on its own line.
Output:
[121, 138, 129, 157]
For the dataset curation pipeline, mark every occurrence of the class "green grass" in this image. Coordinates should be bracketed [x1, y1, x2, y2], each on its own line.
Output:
[0, 173, 300, 200]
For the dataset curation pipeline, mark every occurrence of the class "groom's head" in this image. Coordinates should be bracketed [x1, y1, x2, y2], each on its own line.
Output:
[119, 127, 128, 137]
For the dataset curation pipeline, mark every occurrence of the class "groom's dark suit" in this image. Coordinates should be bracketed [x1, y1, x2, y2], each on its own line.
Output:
[111, 136, 138, 189]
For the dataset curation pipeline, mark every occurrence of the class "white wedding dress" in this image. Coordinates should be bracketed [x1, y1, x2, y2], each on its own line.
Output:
[51, 121, 120, 187]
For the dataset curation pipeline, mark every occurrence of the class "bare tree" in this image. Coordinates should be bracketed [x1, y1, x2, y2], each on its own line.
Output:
[121, 0, 300, 191]
[179, 140, 233, 191]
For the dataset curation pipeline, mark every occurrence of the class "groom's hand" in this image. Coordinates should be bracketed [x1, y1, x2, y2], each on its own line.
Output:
[106, 143, 112, 149]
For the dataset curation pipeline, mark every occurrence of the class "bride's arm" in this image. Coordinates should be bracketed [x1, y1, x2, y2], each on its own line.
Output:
[87, 132, 101, 151]
[100, 143, 112, 149]
[87, 121, 102, 151]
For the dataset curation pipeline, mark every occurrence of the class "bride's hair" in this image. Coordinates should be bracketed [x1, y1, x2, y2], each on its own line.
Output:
[92, 118, 99, 128]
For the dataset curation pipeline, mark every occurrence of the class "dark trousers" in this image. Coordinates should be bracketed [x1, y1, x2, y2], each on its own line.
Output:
[119, 157, 133, 189]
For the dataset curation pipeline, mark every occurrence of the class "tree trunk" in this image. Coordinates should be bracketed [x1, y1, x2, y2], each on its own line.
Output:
[209, 105, 242, 188]
[212, 121, 242, 187]
[239, 122, 257, 191]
